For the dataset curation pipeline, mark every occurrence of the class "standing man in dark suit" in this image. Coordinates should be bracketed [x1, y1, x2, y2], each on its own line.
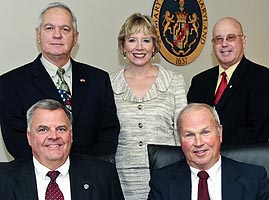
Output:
[0, 99, 124, 200]
[187, 17, 269, 145]
[148, 103, 269, 200]
[0, 2, 120, 159]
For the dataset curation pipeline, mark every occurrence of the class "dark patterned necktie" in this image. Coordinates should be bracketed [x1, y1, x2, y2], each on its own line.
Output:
[214, 71, 227, 105]
[57, 68, 72, 111]
[45, 171, 64, 200]
[197, 171, 210, 200]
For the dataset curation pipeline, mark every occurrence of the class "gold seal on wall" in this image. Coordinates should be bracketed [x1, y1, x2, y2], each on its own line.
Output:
[152, 0, 208, 66]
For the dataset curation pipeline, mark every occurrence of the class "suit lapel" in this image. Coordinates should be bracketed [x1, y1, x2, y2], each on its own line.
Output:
[30, 55, 63, 103]
[169, 162, 191, 200]
[203, 67, 219, 105]
[13, 160, 39, 200]
[69, 158, 92, 200]
[216, 56, 249, 109]
[70, 60, 89, 120]
[221, 157, 244, 200]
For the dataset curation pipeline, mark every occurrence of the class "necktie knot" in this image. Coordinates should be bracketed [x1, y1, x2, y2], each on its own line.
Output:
[57, 68, 65, 77]
[47, 171, 60, 182]
[221, 71, 227, 78]
[198, 170, 209, 179]
[197, 170, 210, 200]
[214, 71, 228, 105]
[45, 171, 64, 200]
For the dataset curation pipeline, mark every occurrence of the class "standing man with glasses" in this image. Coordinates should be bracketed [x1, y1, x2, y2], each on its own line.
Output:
[0, 2, 120, 160]
[187, 17, 269, 145]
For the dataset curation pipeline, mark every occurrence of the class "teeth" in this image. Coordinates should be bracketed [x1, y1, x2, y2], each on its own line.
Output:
[48, 144, 60, 147]
[133, 53, 145, 58]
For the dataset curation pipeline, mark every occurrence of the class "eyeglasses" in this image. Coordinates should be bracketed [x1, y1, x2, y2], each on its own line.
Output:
[212, 34, 243, 44]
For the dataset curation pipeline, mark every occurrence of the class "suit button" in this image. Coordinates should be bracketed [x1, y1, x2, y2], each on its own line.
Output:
[137, 104, 142, 110]
[138, 123, 143, 128]
[138, 141, 143, 146]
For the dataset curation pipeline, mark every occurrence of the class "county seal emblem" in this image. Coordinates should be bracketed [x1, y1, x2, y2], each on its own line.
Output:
[152, 0, 208, 66]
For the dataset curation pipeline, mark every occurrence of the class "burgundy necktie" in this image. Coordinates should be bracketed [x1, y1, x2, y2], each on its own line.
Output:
[214, 72, 227, 105]
[45, 171, 64, 200]
[197, 171, 210, 200]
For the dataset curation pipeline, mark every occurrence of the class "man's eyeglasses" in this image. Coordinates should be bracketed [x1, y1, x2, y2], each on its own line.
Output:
[212, 34, 243, 44]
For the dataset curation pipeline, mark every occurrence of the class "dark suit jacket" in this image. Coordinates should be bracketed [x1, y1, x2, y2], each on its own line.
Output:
[187, 56, 269, 145]
[148, 156, 269, 200]
[0, 154, 124, 200]
[0, 54, 120, 159]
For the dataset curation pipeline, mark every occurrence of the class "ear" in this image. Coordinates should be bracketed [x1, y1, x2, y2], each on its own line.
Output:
[73, 32, 79, 47]
[242, 35, 246, 49]
[27, 131, 32, 146]
[36, 28, 41, 44]
[71, 130, 73, 143]
[219, 125, 223, 143]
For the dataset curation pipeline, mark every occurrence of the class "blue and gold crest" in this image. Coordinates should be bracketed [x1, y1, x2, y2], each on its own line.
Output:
[152, 0, 208, 66]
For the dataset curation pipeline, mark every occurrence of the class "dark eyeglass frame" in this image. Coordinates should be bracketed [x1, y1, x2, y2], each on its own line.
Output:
[212, 34, 244, 44]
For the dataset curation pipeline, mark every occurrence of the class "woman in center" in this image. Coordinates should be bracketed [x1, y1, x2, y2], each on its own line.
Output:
[110, 13, 187, 199]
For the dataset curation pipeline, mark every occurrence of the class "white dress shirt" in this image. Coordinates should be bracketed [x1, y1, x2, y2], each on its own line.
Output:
[190, 156, 222, 200]
[33, 156, 71, 200]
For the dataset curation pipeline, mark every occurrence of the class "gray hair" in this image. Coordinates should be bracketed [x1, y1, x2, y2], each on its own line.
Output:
[26, 99, 73, 131]
[177, 103, 222, 134]
[37, 2, 78, 33]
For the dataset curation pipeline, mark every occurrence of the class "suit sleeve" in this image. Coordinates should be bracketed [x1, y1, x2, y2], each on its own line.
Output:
[257, 166, 269, 199]
[228, 68, 269, 144]
[0, 76, 32, 159]
[109, 163, 125, 200]
[148, 171, 164, 200]
[89, 73, 120, 157]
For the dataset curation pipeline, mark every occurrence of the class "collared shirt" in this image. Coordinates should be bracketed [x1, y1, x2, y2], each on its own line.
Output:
[190, 156, 222, 200]
[215, 61, 239, 94]
[33, 156, 71, 200]
[40, 56, 72, 93]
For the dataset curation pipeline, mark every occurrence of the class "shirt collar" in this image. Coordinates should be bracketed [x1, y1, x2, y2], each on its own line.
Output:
[219, 61, 240, 82]
[33, 156, 70, 179]
[190, 155, 222, 180]
[40, 55, 72, 78]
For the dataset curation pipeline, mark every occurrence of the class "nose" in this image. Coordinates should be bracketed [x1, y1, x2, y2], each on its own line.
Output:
[48, 129, 59, 139]
[53, 27, 62, 38]
[136, 40, 143, 49]
[221, 37, 229, 46]
[194, 135, 203, 146]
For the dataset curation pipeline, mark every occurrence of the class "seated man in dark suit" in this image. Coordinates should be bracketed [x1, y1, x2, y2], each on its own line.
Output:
[148, 103, 269, 200]
[0, 99, 124, 200]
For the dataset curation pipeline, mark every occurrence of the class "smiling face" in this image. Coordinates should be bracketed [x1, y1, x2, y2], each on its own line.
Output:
[27, 108, 72, 170]
[36, 7, 78, 66]
[123, 31, 155, 68]
[212, 17, 246, 70]
[179, 106, 222, 170]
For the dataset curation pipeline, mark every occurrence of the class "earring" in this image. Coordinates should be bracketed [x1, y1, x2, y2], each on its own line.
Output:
[123, 52, 126, 60]
[152, 52, 155, 59]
